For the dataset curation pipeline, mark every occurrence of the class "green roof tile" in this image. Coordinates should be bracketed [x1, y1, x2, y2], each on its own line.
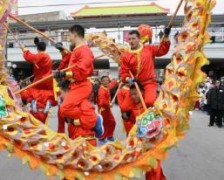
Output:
[71, 4, 168, 17]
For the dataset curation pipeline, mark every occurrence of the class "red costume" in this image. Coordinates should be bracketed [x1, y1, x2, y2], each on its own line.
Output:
[117, 85, 135, 136]
[58, 99, 97, 146]
[120, 40, 170, 106]
[131, 102, 166, 180]
[22, 50, 56, 123]
[58, 45, 97, 145]
[109, 79, 118, 90]
[57, 51, 71, 70]
[97, 85, 116, 140]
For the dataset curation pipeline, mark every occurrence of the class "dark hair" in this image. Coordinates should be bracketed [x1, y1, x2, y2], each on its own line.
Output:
[101, 75, 109, 81]
[69, 25, 85, 38]
[130, 82, 144, 92]
[129, 30, 140, 38]
[37, 42, 46, 51]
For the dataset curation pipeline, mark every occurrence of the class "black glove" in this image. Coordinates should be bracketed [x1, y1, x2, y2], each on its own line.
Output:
[54, 42, 64, 51]
[164, 27, 171, 37]
[34, 37, 40, 46]
[53, 70, 66, 79]
[58, 80, 70, 91]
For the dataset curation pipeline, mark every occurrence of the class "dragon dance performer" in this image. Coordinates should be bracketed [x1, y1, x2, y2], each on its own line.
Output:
[97, 76, 116, 144]
[119, 27, 171, 107]
[128, 84, 166, 180]
[54, 25, 103, 146]
[56, 79, 104, 146]
[21, 38, 56, 123]
[117, 84, 136, 136]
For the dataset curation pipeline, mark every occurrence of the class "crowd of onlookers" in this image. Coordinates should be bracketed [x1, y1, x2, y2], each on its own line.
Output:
[197, 76, 224, 128]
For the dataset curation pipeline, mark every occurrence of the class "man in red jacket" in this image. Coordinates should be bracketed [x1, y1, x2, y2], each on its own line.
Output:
[117, 84, 135, 136]
[128, 84, 166, 180]
[97, 76, 116, 144]
[21, 39, 56, 123]
[119, 28, 171, 107]
[54, 25, 103, 145]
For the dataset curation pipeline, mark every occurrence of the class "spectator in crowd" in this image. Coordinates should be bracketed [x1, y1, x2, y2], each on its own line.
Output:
[93, 79, 101, 104]
[174, 31, 179, 44]
[97, 76, 116, 144]
[198, 77, 213, 113]
[207, 80, 224, 128]
[158, 30, 164, 40]
[220, 77, 224, 89]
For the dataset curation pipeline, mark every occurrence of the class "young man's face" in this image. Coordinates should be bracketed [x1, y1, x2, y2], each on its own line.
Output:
[128, 34, 140, 50]
[69, 32, 77, 47]
[130, 88, 142, 104]
[101, 77, 110, 87]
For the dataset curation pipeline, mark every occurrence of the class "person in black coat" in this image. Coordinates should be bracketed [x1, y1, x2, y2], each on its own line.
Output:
[207, 80, 224, 127]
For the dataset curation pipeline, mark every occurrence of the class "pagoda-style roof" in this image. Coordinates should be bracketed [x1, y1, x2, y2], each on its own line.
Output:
[71, 3, 169, 18]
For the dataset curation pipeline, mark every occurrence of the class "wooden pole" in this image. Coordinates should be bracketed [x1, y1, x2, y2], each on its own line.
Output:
[160, 0, 184, 43]
[110, 82, 122, 106]
[9, 14, 55, 43]
[94, 54, 105, 60]
[4, 23, 23, 49]
[167, 0, 184, 28]
[15, 54, 105, 95]
[129, 71, 147, 111]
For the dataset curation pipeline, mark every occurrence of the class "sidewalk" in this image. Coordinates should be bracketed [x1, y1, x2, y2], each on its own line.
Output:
[163, 110, 224, 180]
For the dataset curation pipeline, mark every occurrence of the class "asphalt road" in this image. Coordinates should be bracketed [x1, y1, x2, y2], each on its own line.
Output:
[0, 107, 224, 180]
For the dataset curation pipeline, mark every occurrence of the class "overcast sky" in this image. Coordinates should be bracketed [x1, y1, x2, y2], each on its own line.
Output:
[18, 0, 224, 15]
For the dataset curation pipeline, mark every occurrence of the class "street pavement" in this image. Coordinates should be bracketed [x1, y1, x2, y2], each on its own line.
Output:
[0, 107, 224, 180]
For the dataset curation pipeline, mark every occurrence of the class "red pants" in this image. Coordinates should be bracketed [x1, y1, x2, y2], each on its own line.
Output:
[123, 113, 135, 136]
[143, 82, 157, 107]
[145, 161, 166, 180]
[30, 111, 48, 124]
[100, 109, 116, 140]
[58, 109, 96, 146]
[60, 80, 92, 119]
[58, 107, 65, 133]
[21, 87, 56, 124]
[68, 124, 96, 146]
[59, 80, 96, 146]
[121, 82, 157, 112]
[21, 87, 56, 106]
[123, 120, 135, 136]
